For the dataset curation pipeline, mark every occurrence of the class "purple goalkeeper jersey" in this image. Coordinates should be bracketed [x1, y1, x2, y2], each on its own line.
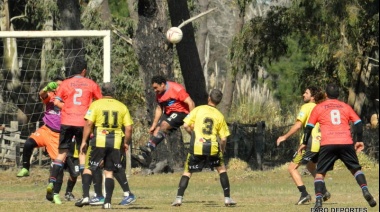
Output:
[42, 92, 61, 131]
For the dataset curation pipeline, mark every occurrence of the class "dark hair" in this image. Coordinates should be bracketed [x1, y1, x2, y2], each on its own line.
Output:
[151, 75, 167, 85]
[70, 58, 87, 75]
[306, 85, 325, 103]
[101, 82, 116, 96]
[325, 83, 339, 99]
[209, 89, 223, 105]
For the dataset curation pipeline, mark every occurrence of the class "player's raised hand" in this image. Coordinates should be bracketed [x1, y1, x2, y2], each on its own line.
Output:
[43, 82, 58, 92]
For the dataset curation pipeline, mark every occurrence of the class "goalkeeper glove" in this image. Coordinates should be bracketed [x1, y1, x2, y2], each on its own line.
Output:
[43, 82, 58, 92]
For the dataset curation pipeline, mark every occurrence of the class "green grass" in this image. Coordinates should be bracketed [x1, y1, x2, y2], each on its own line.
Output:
[0, 163, 378, 212]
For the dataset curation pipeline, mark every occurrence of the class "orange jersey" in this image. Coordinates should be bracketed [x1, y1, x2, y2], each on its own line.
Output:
[156, 81, 190, 115]
[55, 76, 102, 126]
[307, 99, 361, 146]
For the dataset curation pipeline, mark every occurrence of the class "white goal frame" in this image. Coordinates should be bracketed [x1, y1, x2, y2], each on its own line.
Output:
[0, 30, 111, 82]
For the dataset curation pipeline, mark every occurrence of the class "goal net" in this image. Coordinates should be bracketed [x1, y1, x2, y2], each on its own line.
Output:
[0, 30, 111, 138]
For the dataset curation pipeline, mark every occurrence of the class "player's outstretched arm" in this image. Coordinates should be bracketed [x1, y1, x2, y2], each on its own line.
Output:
[276, 121, 302, 146]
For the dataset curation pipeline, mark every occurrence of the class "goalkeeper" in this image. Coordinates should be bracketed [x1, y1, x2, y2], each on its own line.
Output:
[17, 76, 64, 177]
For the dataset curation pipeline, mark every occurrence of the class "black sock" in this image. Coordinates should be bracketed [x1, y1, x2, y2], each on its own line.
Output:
[22, 138, 37, 170]
[66, 177, 77, 194]
[354, 170, 368, 189]
[314, 178, 324, 199]
[297, 185, 308, 197]
[82, 173, 92, 198]
[92, 168, 104, 197]
[50, 160, 64, 183]
[104, 178, 115, 204]
[220, 172, 231, 197]
[54, 168, 64, 194]
[177, 176, 190, 197]
[114, 168, 131, 194]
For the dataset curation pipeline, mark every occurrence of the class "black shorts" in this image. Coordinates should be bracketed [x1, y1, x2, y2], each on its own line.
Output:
[160, 112, 188, 129]
[120, 148, 126, 170]
[58, 125, 83, 150]
[316, 144, 361, 174]
[86, 146, 122, 172]
[292, 150, 319, 165]
[64, 156, 80, 178]
[184, 152, 224, 173]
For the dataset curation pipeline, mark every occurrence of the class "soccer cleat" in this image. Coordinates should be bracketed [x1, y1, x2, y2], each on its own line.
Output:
[102, 203, 111, 209]
[362, 188, 377, 207]
[89, 196, 105, 206]
[16, 168, 29, 177]
[322, 191, 331, 202]
[65, 192, 76, 201]
[53, 194, 62, 204]
[75, 197, 90, 207]
[296, 194, 311, 205]
[224, 197, 237, 206]
[171, 196, 183, 206]
[46, 183, 54, 201]
[314, 197, 323, 209]
[119, 193, 136, 205]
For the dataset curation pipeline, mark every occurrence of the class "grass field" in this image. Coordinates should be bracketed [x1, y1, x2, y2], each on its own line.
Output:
[0, 161, 378, 212]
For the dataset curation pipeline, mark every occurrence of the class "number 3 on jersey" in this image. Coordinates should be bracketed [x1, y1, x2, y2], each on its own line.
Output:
[73, 88, 83, 105]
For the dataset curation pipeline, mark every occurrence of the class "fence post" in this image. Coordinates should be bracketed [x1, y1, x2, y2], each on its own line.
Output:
[126, 142, 131, 178]
[232, 123, 239, 158]
[255, 121, 265, 170]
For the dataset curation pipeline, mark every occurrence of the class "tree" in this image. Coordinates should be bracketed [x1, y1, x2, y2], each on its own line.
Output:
[57, 0, 85, 77]
[167, 0, 208, 106]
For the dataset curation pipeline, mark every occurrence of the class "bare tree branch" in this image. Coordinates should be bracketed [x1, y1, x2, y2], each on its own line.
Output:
[111, 24, 133, 45]
[177, 7, 217, 29]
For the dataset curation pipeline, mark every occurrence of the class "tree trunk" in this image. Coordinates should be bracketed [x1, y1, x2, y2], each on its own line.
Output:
[167, 0, 208, 106]
[219, 3, 244, 116]
[41, 0, 55, 85]
[132, 0, 186, 171]
[57, 0, 85, 77]
[196, 0, 209, 89]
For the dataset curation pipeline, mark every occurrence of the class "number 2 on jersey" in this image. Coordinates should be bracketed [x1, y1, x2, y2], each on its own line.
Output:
[73, 88, 83, 105]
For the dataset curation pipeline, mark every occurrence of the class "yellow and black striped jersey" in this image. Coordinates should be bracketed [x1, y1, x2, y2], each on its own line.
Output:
[84, 98, 133, 149]
[184, 105, 230, 156]
[297, 102, 321, 152]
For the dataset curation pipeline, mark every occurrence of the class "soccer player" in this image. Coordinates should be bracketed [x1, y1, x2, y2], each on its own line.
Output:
[171, 89, 236, 207]
[89, 142, 136, 206]
[47, 58, 102, 204]
[276, 86, 330, 205]
[75, 82, 134, 209]
[17, 76, 64, 177]
[298, 83, 377, 209]
[63, 136, 80, 201]
[140, 75, 195, 153]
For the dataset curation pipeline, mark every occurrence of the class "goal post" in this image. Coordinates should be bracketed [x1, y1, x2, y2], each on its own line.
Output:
[0, 30, 111, 82]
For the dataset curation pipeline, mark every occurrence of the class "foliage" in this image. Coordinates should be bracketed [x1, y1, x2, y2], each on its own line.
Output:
[80, 7, 144, 112]
[108, 0, 130, 18]
[228, 73, 282, 128]
[230, 0, 379, 115]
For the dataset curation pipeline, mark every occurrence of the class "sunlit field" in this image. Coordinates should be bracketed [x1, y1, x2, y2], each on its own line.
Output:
[0, 161, 378, 212]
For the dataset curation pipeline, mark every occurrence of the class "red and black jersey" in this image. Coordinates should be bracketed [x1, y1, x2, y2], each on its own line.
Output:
[156, 81, 190, 115]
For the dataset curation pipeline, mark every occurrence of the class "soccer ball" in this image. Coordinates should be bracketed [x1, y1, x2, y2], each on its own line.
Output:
[166, 27, 183, 44]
